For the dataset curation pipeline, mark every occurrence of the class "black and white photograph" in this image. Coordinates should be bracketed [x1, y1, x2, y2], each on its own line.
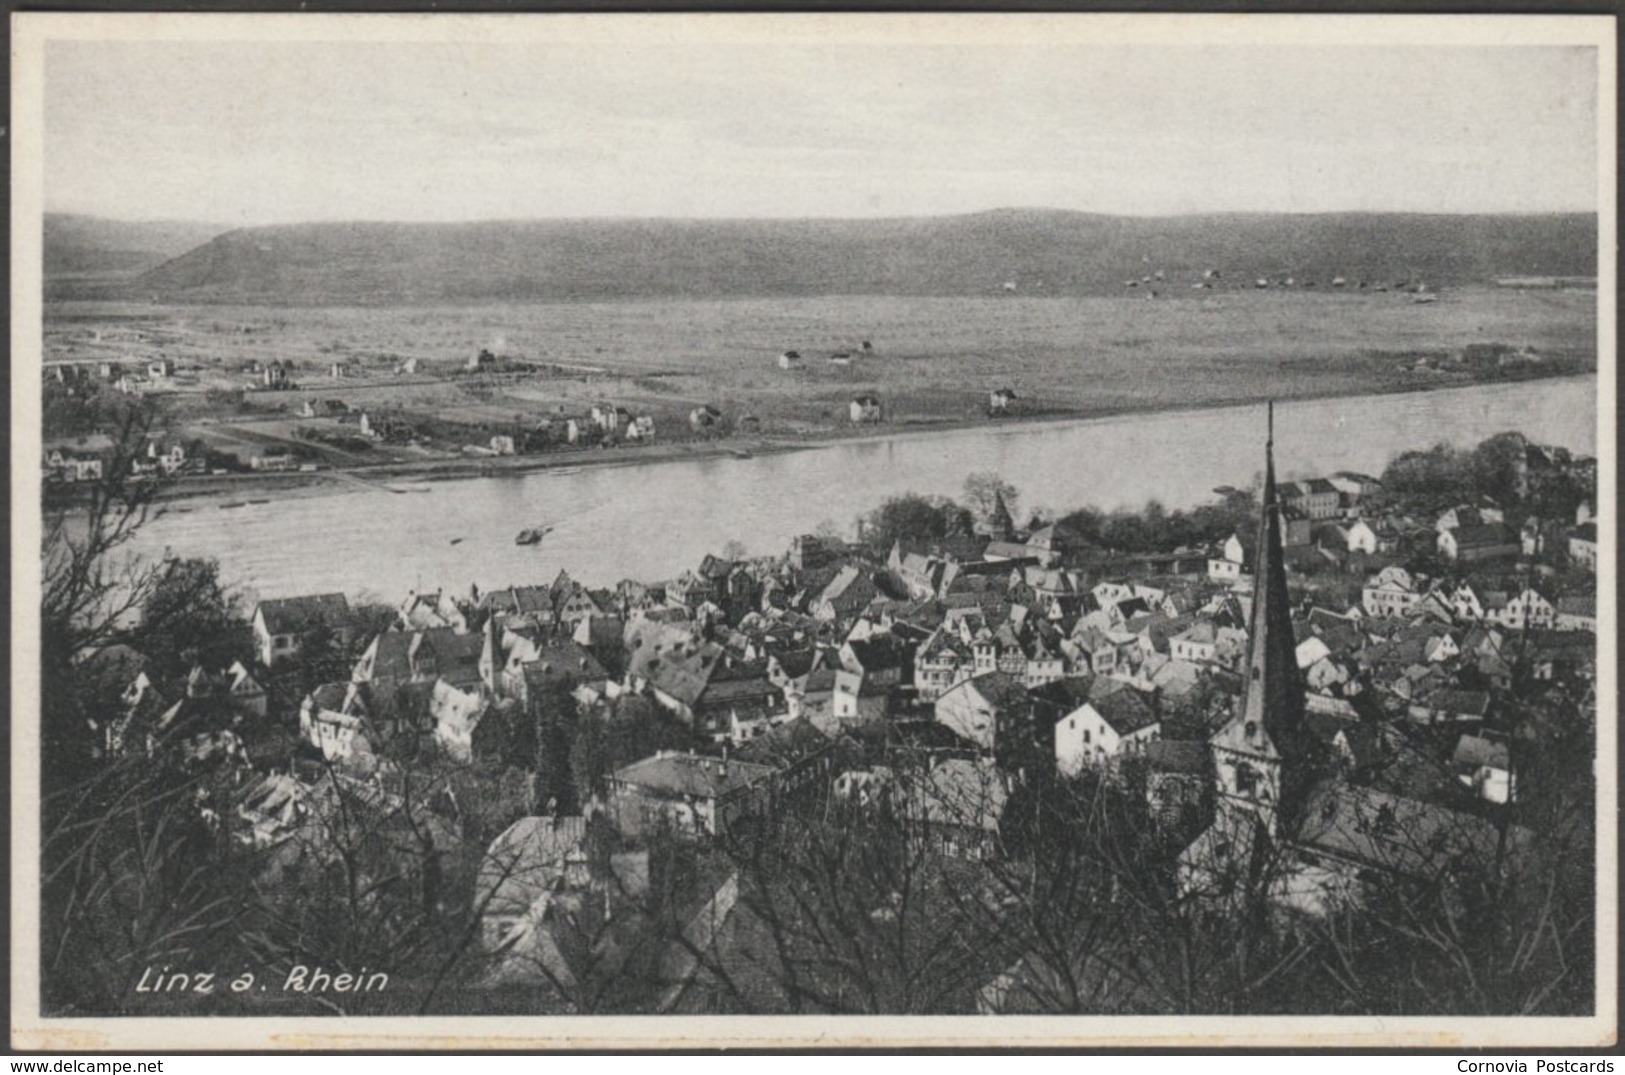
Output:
[10, 11, 1615, 1050]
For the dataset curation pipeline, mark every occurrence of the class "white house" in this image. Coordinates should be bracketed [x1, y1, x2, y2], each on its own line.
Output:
[1438, 523, 1519, 563]
[934, 672, 1029, 753]
[1053, 689, 1160, 777]
[1555, 596, 1596, 633]
[1362, 566, 1423, 618]
[1453, 734, 1515, 805]
[430, 678, 487, 763]
[1496, 588, 1556, 631]
[850, 395, 884, 424]
[1168, 620, 1219, 664]
[1449, 582, 1489, 621]
[253, 593, 351, 667]
[1207, 533, 1250, 582]
[1324, 519, 1378, 555]
[591, 403, 625, 433]
[298, 682, 372, 761]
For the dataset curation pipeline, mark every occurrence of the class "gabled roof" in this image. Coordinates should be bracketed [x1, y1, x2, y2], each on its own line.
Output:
[1145, 739, 1209, 774]
[1417, 689, 1491, 717]
[698, 554, 736, 581]
[1091, 689, 1158, 737]
[1114, 597, 1151, 620]
[1330, 722, 1382, 771]
[416, 627, 484, 686]
[1296, 781, 1519, 877]
[801, 666, 839, 694]
[642, 641, 726, 709]
[521, 641, 609, 689]
[734, 718, 832, 768]
[366, 630, 416, 684]
[699, 676, 782, 712]
[771, 647, 820, 679]
[482, 585, 554, 616]
[1026, 522, 1080, 549]
[1555, 595, 1595, 616]
[1029, 676, 1097, 718]
[1172, 619, 1218, 645]
[478, 816, 589, 918]
[611, 751, 776, 799]
[1450, 522, 1517, 549]
[904, 758, 1009, 833]
[844, 633, 909, 672]
[257, 593, 350, 635]
[818, 566, 879, 612]
[1452, 734, 1510, 771]
[953, 671, 1030, 714]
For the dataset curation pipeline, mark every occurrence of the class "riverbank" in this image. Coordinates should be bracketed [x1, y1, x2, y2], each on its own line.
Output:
[117, 372, 1597, 598]
[62, 366, 1595, 513]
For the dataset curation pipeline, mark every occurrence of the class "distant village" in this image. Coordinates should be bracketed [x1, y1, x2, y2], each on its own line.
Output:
[43, 343, 919, 484]
[41, 322, 1583, 489]
[76, 423, 1598, 1014]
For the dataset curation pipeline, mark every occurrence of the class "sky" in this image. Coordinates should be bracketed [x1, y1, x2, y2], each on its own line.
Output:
[41, 28, 1601, 225]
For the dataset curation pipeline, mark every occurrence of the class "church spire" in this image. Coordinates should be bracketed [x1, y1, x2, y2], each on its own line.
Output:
[1209, 401, 1313, 834]
[1241, 401, 1303, 744]
[988, 488, 1015, 542]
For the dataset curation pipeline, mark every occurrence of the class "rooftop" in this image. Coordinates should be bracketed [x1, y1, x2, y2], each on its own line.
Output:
[257, 593, 350, 635]
[611, 751, 777, 800]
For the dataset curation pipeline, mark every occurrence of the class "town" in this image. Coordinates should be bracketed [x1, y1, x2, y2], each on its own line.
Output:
[43, 409, 1598, 1017]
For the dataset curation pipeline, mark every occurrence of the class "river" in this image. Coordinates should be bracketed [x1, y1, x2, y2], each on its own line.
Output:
[131, 376, 1598, 601]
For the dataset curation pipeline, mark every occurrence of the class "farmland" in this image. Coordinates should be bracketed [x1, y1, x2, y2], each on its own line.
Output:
[41, 285, 1596, 494]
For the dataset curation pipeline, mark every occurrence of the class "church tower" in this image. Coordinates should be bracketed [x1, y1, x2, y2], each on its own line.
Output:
[987, 489, 1016, 543]
[1209, 402, 1315, 837]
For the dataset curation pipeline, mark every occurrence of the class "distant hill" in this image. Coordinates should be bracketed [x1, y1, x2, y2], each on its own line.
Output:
[126, 209, 1595, 305]
[45, 214, 226, 299]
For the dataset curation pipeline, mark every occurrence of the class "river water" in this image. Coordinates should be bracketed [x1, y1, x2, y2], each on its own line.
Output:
[131, 376, 1597, 601]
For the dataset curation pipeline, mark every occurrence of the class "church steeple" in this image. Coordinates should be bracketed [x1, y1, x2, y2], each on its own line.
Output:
[987, 489, 1016, 543]
[1210, 401, 1314, 835]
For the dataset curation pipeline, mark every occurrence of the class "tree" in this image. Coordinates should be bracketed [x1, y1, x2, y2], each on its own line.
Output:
[41, 745, 247, 1014]
[701, 785, 1000, 1013]
[531, 683, 580, 815]
[1378, 443, 1471, 509]
[961, 473, 1020, 530]
[1055, 505, 1104, 546]
[38, 402, 262, 1015]
[137, 558, 255, 685]
[572, 695, 699, 805]
[236, 755, 482, 1016]
[1470, 432, 1529, 507]
[42, 401, 169, 786]
[862, 494, 975, 554]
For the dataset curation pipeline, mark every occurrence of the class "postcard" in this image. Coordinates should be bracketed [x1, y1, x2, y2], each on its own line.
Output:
[11, 10, 1616, 1050]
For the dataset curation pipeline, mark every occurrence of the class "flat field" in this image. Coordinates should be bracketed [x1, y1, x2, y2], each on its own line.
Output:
[43, 287, 1595, 461]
